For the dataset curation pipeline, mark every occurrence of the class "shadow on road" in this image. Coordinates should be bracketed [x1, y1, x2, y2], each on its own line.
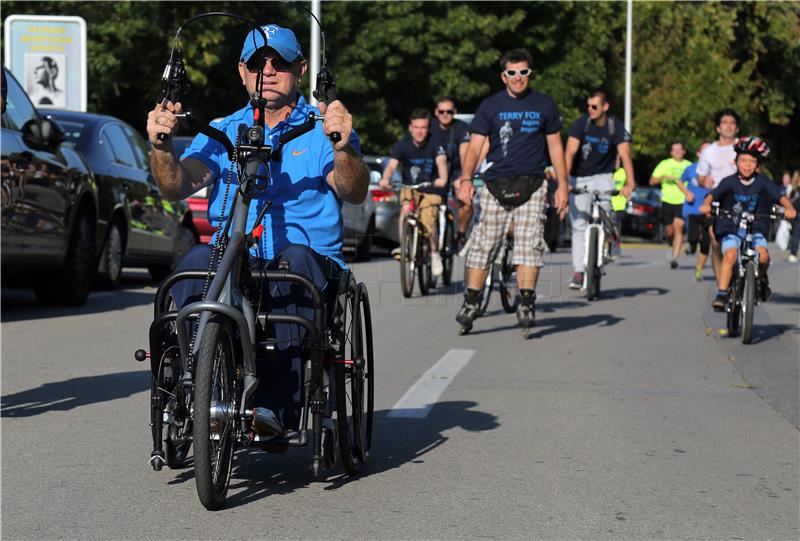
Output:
[1, 370, 150, 418]
[768, 292, 800, 307]
[170, 401, 499, 509]
[525, 313, 624, 339]
[601, 286, 669, 299]
[747, 323, 797, 344]
[1, 272, 157, 323]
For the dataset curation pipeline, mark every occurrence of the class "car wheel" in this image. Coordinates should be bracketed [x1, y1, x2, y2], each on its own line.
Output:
[149, 226, 197, 282]
[97, 221, 124, 288]
[35, 212, 95, 306]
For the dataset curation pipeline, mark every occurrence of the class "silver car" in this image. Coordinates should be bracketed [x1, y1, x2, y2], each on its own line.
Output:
[364, 155, 401, 245]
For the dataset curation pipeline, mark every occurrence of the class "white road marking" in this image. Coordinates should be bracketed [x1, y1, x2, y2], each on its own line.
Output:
[388, 349, 476, 418]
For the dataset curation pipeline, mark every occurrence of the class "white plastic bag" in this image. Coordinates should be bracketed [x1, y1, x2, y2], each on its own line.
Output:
[776, 219, 791, 251]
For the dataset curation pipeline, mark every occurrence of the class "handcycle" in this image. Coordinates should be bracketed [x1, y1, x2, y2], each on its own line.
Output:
[134, 15, 374, 510]
[712, 202, 782, 344]
[458, 226, 518, 321]
[570, 185, 620, 301]
[396, 181, 442, 298]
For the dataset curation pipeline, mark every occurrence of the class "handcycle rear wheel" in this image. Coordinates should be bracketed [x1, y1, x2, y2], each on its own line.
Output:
[335, 283, 374, 473]
[193, 319, 237, 510]
[741, 262, 756, 344]
[400, 219, 415, 298]
[499, 237, 518, 314]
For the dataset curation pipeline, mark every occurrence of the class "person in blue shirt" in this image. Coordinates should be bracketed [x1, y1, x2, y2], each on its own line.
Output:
[146, 24, 370, 430]
[681, 141, 711, 280]
[699, 136, 796, 311]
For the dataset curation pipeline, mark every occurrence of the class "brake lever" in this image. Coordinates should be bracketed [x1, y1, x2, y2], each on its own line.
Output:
[312, 65, 341, 145]
[156, 50, 190, 142]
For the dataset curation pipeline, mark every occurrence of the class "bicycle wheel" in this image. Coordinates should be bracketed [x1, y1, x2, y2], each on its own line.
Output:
[355, 284, 374, 463]
[442, 215, 455, 287]
[585, 228, 600, 301]
[400, 219, 415, 298]
[726, 273, 741, 338]
[499, 237, 519, 313]
[335, 284, 371, 473]
[193, 319, 237, 510]
[418, 236, 431, 295]
[164, 379, 192, 469]
[741, 261, 756, 344]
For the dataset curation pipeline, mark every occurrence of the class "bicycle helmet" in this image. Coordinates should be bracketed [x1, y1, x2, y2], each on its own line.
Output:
[733, 136, 770, 161]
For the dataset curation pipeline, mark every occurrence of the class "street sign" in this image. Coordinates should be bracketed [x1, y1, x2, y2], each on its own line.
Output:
[4, 14, 87, 111]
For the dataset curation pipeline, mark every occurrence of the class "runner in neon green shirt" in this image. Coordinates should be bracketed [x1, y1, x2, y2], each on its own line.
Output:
[649, 141, 694, 269]
[611, 167, 628, 212]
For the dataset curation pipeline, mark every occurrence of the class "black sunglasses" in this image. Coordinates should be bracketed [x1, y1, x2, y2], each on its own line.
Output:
[587, 104, 600, 111]
[246, 51, 292, 73]
[437, 109, 454, 115]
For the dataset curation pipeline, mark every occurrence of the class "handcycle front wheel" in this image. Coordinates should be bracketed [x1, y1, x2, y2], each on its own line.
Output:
[335, 283, 374, 473]
[193, 319, 237, 510]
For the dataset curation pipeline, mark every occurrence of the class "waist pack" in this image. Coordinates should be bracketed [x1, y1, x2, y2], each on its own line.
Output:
[485, 175, 545, 210]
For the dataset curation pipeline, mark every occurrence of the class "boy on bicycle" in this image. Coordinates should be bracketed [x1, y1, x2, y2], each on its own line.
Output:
[379, 108, 448, 275]
[699, 136, 796, 311]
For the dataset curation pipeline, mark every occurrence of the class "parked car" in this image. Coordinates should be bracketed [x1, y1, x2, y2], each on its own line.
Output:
[622, 187, 662, 239]
[47, 110, 198, 285]
[365, 155, 401, 245]
[1, 68, 98, 305]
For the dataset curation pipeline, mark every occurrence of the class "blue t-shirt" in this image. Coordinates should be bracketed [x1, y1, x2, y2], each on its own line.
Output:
[181, 94, 360, 268]
[711, 173, 783, 238]
[430, 119, 470, 181]
[390, 134, 445, 195]
[680, 162, 708, 218]
[567, 114, 631, 177]
[471, 89, 563, 182]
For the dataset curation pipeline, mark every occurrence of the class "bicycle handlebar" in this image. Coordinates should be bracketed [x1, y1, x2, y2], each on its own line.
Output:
[569, 186, 619, 196]
[392, 181, 433, 191]
[712, 203, 784, 221]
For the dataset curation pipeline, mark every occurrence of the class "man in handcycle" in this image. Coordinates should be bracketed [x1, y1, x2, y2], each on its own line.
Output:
[146, 24, 370, 431]
[698, 136, 796, 311]
[379, 108, 448, 276]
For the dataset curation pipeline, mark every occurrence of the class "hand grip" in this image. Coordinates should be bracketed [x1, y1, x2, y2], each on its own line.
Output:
[329, 132, 341, 144]
[157, 133, 168, 142]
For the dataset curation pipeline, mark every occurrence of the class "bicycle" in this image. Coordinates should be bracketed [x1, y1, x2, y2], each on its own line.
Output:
[570, 186, 620, 301]
[434, 200, 457, 288]
[135, 15, 374, 510]
[713, 203, 782, 344]
[396, 181, 442, 298]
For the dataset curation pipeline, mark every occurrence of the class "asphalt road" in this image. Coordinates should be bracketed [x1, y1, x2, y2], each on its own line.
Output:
[2, 242, 798, 540]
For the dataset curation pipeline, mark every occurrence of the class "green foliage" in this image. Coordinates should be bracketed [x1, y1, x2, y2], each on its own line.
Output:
[2, 1, 798, 175]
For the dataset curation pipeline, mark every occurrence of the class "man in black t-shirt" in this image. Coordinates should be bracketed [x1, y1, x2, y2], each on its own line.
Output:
[455, 48, 569, 334]
[431, 96, 472, 246]
[380, 108, 447, 275]
[564, 90, 635, 290]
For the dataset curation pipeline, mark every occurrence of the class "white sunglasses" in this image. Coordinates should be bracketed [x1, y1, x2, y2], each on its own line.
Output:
[503, 68, 531, 78]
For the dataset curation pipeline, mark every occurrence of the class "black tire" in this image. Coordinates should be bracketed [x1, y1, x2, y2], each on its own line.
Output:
[336, 284, 370, 474]
[97, 221, 124, 288]
[727, 273, 741, 338]
[164, 361, 192, 469]
[35, 212, 94, 306]
[400, 219, 415, 298]
[544, 207, 560, 253]
[586, 228, 600, 301]
[355, 218, 374, 262]
[355, 285, 374, 463]
[741, 262, 756, 344]
[499, 238, 519, 313]
[193, 320, 237, 510]
[418, 235, 431, 296]
[442, 215, 455, 287]
[149, 225, 197, 282]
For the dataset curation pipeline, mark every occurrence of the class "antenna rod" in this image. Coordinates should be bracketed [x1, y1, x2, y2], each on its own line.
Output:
[310, 0, 321, 105]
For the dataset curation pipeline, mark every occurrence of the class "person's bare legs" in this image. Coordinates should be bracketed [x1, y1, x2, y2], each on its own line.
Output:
[671, 217, 685, 262]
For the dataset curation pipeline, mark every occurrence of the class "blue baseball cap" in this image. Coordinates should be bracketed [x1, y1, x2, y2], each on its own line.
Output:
[240, 24, 303, 63]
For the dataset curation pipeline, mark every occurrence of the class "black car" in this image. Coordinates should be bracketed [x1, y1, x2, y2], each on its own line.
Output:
[622, 187, 662, 239]
[47, 110, 198, 285]
[1, 68, 98, 305]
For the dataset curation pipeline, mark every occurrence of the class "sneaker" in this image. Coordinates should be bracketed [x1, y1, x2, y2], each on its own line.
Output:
[789, 254, 798, 263]
[431, 251, 443, 276]
[759, 275, 771, 302]
[391, 246, 401, 260]
[670, 259, 678, 270]
[568, 272, 584, 290]
[712, 291, 728, 312]
[693, 269, 703, 282]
